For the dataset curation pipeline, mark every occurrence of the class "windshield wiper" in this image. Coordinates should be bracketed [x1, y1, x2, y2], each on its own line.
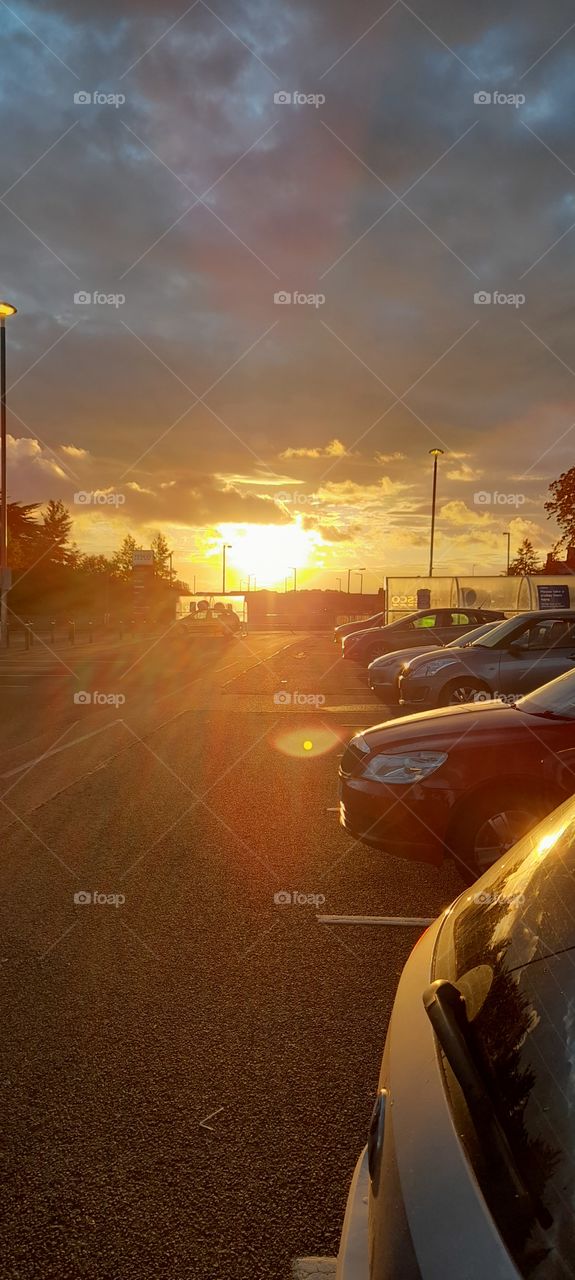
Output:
[423, 980, 551, 1228]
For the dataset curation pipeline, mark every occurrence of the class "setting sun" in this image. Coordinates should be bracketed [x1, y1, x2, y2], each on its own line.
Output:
[216, 519, 321, 588]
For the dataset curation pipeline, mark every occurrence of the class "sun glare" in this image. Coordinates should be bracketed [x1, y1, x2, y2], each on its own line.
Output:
[217, 520, 320, 588]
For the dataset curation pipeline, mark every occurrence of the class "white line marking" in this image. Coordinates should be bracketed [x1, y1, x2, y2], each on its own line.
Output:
[1, 720, 125, 778]
[199, 1106, 224, 1132]
[317, 914, 436, 926]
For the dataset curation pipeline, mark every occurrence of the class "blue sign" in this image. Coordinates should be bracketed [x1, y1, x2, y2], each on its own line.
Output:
[537, 584, 570, 609]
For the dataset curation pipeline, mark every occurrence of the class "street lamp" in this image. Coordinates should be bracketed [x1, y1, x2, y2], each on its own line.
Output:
[355, 570, 365, 594]
[428, 449, 444, 578]
[222, 543, 232, 594]
[347, 566, 366, 593]
[290, 566, 297, 592]
[0, 301, 16, 648]
[336, 576, 342, 592]
[503, 531, 511, 575]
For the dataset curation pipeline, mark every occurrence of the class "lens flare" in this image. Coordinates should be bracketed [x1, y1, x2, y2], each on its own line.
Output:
[270, 724, 345, 759]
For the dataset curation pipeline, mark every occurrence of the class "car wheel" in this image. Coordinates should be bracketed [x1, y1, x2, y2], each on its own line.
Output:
[439, 679, 490, 706]
[452, 789, 549, 880]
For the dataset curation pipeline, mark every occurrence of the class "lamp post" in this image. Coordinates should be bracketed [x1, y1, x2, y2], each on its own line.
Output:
[503, 531, 511, 575]
[347, 566, 366, 593]
[355, 570, 365, 594]
[428, 448, 444, 578]
[336, 576, 342, 592]
[0, 302, 16, 648]
[290, 566, 297, 592]
[222, 543, 232, 594]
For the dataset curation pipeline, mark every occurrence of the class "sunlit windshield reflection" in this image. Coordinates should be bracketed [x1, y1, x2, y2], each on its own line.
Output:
[520, 669, 575, 719]
[470, 617, 522, 649]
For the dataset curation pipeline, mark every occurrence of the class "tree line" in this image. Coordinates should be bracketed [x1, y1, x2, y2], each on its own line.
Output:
[8, 499, 189, 621]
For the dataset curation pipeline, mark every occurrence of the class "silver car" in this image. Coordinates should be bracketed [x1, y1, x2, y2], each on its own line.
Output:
[399, 609, 575, 710]
[307, 792, 575, 1278]
[367, 620, 500, 703]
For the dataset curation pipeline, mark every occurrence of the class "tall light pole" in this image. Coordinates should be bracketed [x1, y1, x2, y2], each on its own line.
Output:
[222, 543, 232, 594]
[336, 576, 342, 592]
[355, 570, 365, 594]
[290, 566, 297, 592]
[347, 566, 365, 593]
[428, 449, 444, 577]
[0, 302, 16, 648]
[503, 532, 511, 575]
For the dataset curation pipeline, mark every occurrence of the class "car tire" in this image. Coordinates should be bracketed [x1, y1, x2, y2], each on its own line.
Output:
[450, 787, 550, 881]
[438, 679, 490, 707]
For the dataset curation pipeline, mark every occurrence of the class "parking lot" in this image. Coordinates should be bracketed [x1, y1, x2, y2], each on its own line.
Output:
[0, 628, 465, 1279]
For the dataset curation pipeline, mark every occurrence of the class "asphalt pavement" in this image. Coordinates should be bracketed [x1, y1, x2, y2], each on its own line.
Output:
[0, 629, 464, 1279]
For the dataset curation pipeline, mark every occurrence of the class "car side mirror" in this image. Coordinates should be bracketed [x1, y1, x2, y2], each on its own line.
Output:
[508, 640, 526, 655]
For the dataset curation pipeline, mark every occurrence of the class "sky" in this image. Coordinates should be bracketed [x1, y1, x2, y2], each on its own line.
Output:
[3, 0, 575, 590]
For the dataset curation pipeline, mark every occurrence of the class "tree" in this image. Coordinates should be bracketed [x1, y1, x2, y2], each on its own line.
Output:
[508, 538, 542, 576]
[545, 468, 575, 547]
[80, 554, 113, 577]
[42, 499, 78, 565]
[151, 531, 171, 581]
[111, 534, 140, 581]
[7, 501, 43, 570]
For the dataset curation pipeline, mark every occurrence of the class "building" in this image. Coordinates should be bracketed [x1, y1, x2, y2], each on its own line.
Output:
[544, 546, 575, 574]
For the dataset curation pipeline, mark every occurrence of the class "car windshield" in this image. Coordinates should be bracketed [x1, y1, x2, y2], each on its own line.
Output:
[433, 795, 575, 1276]
[519, 668, 575, 719]
[469, 615, 523, 649]
[446, 620, 496, 648]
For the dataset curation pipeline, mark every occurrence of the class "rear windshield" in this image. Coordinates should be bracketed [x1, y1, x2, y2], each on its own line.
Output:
[434, 795, 575, 1276]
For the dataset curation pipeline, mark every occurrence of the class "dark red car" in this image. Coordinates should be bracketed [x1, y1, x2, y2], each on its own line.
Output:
[339, 668, 575, 880]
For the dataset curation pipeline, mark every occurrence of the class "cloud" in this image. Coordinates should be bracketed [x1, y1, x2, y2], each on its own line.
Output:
[280, 439, 348, 459]
[2, 0, 574, 575]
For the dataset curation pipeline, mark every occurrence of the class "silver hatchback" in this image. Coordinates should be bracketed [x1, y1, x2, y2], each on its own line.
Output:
[310, 793, 575, 1278]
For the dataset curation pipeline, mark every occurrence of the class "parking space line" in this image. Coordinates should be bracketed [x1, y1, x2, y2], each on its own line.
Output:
[1, 721, 125, 778]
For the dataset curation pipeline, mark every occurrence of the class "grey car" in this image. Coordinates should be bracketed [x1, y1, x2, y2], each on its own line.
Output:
[343, 607, 504, 666]
[399, 609, 575, 709]
[315, 792, 575, 1279]
[367, 620, 500, 702]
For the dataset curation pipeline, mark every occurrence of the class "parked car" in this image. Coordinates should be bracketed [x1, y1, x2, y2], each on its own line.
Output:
[343, 607, 505, 666]
[399, 609, 575, 710]
[367, 620, 500, 702]
[339, 665, 575, 877]
[334, 610, 386, 644]
[329, 794, 575, 1278]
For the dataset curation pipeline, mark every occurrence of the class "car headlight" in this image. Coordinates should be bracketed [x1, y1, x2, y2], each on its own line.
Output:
[361, 750, 448, 783]
[407, 657, 458, 678]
